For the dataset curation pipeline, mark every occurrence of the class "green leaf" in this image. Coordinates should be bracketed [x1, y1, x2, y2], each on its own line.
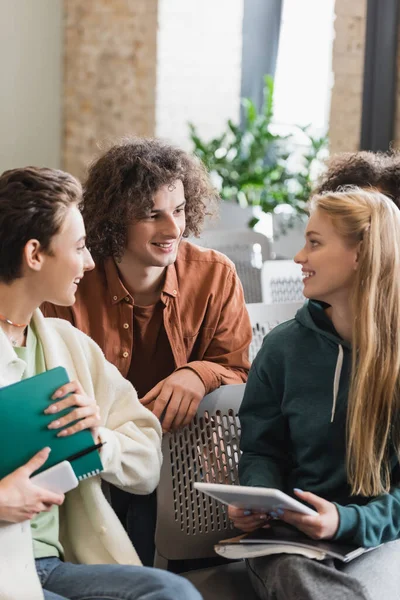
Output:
[188, 74, 328, 227]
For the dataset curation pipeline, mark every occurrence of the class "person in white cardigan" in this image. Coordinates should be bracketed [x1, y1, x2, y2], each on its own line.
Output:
[0, 167, 202, 600]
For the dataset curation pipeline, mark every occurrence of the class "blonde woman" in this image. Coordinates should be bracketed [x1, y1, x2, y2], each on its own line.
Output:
[230, 188, 400, 600]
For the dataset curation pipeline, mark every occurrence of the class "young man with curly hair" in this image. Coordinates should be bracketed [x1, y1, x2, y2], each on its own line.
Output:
[315, 150, 400, 206]
[43, 137, 251, 565]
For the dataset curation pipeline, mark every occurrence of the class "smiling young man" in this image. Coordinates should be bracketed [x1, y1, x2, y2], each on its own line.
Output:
[43, 137, 252, 565]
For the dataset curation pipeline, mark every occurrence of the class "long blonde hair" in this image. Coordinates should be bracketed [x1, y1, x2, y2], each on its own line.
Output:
[310, 188, 400, 496]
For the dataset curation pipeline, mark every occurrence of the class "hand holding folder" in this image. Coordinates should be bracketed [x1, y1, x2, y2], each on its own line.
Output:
[0, 367, 103, 483]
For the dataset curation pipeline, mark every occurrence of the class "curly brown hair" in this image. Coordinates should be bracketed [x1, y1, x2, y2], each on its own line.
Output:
[314, 150, 400, 209]
[82, 137, 219, 261]
[0, 167, 82, 283]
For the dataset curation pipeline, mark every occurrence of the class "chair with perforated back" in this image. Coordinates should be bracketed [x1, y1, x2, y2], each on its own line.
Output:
[192, 229, 272, 303]
[261, 259, 304, 304]
[154, 384, 259, 600]
[246, 301, 304, 362]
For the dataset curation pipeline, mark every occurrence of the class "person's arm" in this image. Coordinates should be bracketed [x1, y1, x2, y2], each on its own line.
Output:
[182, 268, 252, 392]
[73, 331, 163, 495]
[141, 268, 252, 430]
[95, 357, 163, 494]
[238, 342, 291, 491]
[0, 448, 64, 523]
[333, 486, 400, 547]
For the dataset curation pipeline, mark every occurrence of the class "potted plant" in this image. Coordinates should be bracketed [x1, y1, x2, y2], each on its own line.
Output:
[189, 75, 327, 237]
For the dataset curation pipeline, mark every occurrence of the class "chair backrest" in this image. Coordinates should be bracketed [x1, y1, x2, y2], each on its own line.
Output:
[192, 229, 272, 303]
[154, 384, 245, 564]
[262, 259, 304, 303]
[246, 301, 303, 362]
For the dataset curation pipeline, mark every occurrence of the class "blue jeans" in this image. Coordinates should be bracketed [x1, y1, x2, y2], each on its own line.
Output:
[36, 557, 202, 600]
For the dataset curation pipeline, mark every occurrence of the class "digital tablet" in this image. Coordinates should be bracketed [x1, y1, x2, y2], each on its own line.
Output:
[194, 482, 318, 516]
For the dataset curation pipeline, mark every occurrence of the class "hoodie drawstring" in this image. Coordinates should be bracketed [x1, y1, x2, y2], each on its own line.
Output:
[331, 345, 344, 423]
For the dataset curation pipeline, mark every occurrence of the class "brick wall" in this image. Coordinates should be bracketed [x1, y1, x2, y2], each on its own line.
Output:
[329, 0, 367, 154]
[63, 0, 244, 178]
[63, 0, 158, 179]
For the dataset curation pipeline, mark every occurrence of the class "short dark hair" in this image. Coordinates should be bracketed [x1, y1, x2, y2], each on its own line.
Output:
[314, 150, 400, 209]
[0, 167, 82, 283]
[81, 137, 219, 261]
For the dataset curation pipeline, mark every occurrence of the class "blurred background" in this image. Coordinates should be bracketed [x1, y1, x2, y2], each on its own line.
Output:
[1, 0, 398, 279]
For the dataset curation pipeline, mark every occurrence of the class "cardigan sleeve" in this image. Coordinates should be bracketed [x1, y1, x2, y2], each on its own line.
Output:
[93, 355, 163, 495]
[48, 321, 163, 496]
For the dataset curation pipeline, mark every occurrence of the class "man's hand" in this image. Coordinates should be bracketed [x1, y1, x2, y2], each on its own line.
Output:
[140, 368, 206, 431]
[228, 505, 270, 533]
[278, 489, 339, 540]
[0, 448, 65, 523]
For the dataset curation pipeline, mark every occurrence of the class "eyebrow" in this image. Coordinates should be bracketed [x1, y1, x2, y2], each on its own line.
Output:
[306, 230, 322, 237]
[150, 201, 186, 214]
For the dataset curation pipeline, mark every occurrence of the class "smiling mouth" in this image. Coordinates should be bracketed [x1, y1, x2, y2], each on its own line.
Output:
[302, 271, 315, 280]
[152, 242, 176, 249]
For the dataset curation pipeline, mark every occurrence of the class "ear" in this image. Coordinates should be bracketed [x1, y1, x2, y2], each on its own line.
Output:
[353, 241, 362, 271]
[23, 239, 46, 272]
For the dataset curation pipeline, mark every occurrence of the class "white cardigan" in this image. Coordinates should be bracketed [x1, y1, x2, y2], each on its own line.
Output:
[0, 310, 162, 599]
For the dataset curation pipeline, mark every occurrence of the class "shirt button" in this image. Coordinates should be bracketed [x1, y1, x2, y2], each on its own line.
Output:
[123, 323, 129, 329]
[125, 296, 130, 302]
[113, 295, 118, 301]
[172, 290, 177, 296]
[122, 351, 129, 358]
[100, 526, 107, 534]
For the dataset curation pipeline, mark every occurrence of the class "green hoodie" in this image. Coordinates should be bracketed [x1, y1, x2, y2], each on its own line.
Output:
[239, 300, 400, 548]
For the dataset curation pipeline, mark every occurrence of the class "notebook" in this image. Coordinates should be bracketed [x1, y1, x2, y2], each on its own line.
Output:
[215, 522, 379, 563]
[0, 366, 103, 481]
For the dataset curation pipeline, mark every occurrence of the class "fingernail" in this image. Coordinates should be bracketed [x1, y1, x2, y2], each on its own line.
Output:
[294, 488, 303, 494]
[270, 511, 278, 518]
[48, 420, 60, 429]
[277, 508, 284, 516]
[52, 391, 61, 399]
[57, 429, 67, 437]
[44, 405, 57, 414]
[243, 510, 252, 516]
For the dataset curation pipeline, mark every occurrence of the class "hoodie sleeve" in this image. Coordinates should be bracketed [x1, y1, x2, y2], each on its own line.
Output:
[239, 343, 291, 490]
[334, 485, 400, 547]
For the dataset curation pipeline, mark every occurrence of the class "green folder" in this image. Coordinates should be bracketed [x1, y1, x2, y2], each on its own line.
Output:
[0, 366, 103, 481]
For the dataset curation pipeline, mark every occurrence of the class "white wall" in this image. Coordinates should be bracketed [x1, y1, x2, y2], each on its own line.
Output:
[0, 0, 63, 173]
[155, 0, 244, 149]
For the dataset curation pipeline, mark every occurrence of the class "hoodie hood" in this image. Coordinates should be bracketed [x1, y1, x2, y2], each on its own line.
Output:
[295, 300, 351, 349]
[296, 300, 350, 422]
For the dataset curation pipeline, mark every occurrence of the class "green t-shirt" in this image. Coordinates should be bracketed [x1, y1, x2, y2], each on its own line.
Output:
[14, 323, 64, 559]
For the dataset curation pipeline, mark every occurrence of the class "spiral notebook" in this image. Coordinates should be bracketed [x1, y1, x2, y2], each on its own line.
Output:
[215, 522, 378, 563]
[0, 366, 103, 481]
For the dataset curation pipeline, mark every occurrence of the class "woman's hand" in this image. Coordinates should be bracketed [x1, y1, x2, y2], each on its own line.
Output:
[228, 505, 270, 533]
[277, 489, 339, 540]
[45, 380, 101, 442]
[0, 448, 64, 523]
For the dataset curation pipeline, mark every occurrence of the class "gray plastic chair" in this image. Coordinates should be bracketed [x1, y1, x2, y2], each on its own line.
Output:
[192, 229, 271, 303]
[246, 301, 303, 362]
[154, 384, 258, 600]
[261, 259, 304, 304]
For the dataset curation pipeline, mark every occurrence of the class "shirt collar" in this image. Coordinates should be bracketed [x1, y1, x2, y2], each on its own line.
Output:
[162, 262, 179, 299]
[104, 258, 179, 304]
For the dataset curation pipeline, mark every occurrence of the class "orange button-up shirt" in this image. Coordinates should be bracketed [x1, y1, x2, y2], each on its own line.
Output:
[42, 240, 251, 394]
